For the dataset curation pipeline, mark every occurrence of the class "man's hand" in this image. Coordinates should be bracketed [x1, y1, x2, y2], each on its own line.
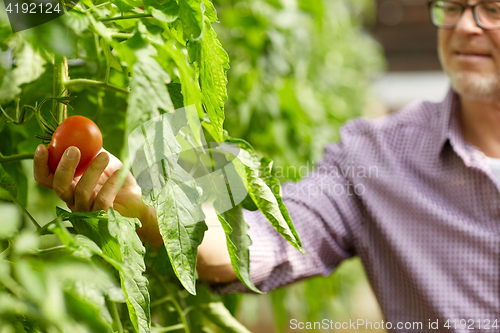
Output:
[33, 144, 237, 282]
[33, 144, 163, 249]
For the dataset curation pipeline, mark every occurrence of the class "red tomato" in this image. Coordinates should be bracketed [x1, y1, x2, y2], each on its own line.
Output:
[47, 116, 103, 177]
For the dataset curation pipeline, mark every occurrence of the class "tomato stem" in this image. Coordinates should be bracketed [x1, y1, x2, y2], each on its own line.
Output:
[64, 79, 129, 95]
[53, 57, 68, 124]
[110, 32, 134, 39]
[106, 298, 124, 333]
[9, 193, 42, 230]
[0, 152, 35, 164]
[98, 13, 153, 22]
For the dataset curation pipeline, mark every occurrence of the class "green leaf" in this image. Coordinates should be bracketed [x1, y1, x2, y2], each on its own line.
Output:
[63, 290, 112, 333]
[62, 10, 90, 33]
[51, 209, 151, 333]
[259, 156, 303, 250]
[199, 18, 229, 142]
[240, 193, 258, 211]
[198, 302, 252, 333]
[153, 179, 207, 295]
[88, 15, 112, 41]
[100, 38, 123, 72]
[0, 40, 46, 104]
[127, 45, 174, 134]
[214, 204, 262, 294]
[108, 209, 150, 333]
[226, 138, 304, 254]
[178, 0, 204, 41]
[202, 0, 217, 23]
[145, 0, 180, 23]
[0, 202, 20, 239]
[120, 0, 142, 7]
[161, 40, 204, 146]
[130, 113, 207, 295]
[0, 164, 16, 198]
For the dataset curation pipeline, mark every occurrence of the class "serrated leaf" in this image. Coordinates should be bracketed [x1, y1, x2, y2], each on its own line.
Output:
[62, 10, 90, 33]
[108, 209, 150, 333]
[161, 40, 204, 146]
[226, 138, 304, 253]
[198, 302, 252, 333]
[199, 18, 229, 142]
[0, 164, 16, 198]
[0, 202, 20, 239]
[51, 209, 151, 333]
[214, 204, 262, 294]
[147, 0, 180, 23]
[100, 38, 122, 72]
[127, 46, 174, 133]
[34, 259, 124, 332]
[130, 112, 207, 294]
[153, 179, 207, 295]
[0, 41, 46, 104]
[179, 0, 204, 41]
[202, 0, 217, 22]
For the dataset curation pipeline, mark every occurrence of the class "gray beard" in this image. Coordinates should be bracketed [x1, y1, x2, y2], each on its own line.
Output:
[446, 70, 500, 103]
[439, 49, 500, 102]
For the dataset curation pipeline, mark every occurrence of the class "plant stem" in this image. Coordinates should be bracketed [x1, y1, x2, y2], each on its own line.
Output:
[151, 324, 185, 333]
[99, 14, 153, 22]
[0, 152, 34, 164]
[53, 57, 68, 123]
[0, 242, 12, 260]
[38, 245, 67, 254]
[106, 298, 124, 333]
[150, 271, 190, 333]
[95, 34, 102, 82]
[111, 32, 134, 39]
[83, 1, 110, 12]
[64, 79, 129, 95]
[9, 194, 41, 230]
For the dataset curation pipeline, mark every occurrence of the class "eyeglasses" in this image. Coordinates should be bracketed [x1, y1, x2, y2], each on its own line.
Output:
[428, 1, 500, 30]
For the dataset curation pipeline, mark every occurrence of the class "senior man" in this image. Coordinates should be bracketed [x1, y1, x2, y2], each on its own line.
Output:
[33, 0, 500, 330]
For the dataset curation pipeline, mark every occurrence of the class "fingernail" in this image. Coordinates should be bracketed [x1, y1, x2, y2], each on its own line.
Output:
[35, 145, 43, 157]
[66, 147, 78, 159]
[95, 152, 108, 163]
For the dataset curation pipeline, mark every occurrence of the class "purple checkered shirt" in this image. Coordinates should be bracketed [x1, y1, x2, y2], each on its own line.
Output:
[211, 88, 500, 332]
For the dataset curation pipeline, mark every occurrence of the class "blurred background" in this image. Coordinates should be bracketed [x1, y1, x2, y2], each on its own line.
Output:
[211, 0, 451, 332]
[0, 0, 452, 331]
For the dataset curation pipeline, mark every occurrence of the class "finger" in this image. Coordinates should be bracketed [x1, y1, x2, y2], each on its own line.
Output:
[73, 152, 110, 212]
[33, 144, 53, 189]
[92, 169, 120, 212]
[52, 146, 81, 207]
[101, 149, 123, 177]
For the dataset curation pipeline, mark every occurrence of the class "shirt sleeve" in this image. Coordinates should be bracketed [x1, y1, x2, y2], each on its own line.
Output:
[209, 140, 363, 294]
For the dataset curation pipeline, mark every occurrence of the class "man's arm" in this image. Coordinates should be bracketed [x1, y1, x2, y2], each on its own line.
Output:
[197, 224, 237, 283]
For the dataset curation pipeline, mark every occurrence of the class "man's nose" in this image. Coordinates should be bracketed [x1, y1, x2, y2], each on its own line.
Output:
[454, 7, 483, 34]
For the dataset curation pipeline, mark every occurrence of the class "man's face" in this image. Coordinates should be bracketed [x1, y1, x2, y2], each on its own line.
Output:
[438, 1, 500, 101]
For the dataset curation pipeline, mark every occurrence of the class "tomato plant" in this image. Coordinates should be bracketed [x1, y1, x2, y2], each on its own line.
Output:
[0, 0, 383, 331]
[47, 115, 103, 177]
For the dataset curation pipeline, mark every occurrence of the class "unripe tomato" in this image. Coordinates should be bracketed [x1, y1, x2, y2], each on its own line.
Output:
[47, 115, 103, 177]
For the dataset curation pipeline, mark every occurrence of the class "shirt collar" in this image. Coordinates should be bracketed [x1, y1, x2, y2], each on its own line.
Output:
[438, 87, 489, 170]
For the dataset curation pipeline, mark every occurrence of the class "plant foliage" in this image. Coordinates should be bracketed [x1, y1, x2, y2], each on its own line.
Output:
[0, 0, 383, 331]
